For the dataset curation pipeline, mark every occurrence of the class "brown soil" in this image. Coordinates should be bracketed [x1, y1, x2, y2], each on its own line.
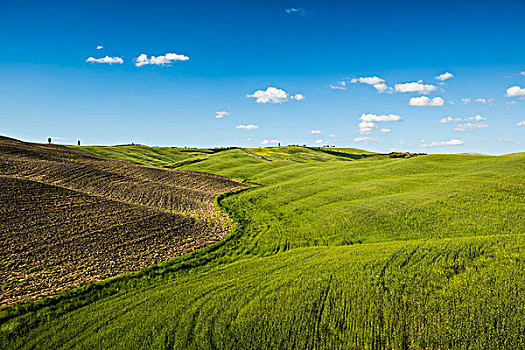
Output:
[0, 136, 248, 308]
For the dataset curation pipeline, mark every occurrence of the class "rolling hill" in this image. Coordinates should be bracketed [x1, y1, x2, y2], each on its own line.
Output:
[0, 136, 246, 307]
[1, 140, 524, 349]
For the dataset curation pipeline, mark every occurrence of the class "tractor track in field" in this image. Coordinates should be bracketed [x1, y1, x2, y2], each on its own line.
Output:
[0, 136, 248, 308]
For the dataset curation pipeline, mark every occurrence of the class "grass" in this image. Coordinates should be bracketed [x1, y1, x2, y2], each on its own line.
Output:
[1, 146, 524, 349]
[69, 145, 213, 168]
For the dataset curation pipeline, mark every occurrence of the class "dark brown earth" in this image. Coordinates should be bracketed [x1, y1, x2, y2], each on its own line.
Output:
[0, 136, 248, 308]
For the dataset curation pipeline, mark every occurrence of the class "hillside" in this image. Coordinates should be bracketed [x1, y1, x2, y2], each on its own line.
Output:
[0, 136, 247, 307]
[1, 141, 524, 349]
[68, 144, 214, 168]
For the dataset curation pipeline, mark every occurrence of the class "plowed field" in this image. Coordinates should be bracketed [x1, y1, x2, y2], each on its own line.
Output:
[0, 136, 247, 307]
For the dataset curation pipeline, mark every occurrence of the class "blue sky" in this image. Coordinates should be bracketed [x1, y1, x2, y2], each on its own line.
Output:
[1, 0, 524, 154]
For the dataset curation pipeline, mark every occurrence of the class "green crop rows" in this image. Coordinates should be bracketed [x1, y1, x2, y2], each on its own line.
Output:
[1, 147, 524, 349]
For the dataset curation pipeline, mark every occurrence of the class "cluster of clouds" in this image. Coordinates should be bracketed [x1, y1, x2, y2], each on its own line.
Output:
[86, 51, 189, 67]
[440, 115, 488, 132]
[246, 87, 304, 104]
[461, 97, 495, 104]
[134, 53, 189, 67]
[357, 113, 402, 135]
[214, 111, 229, 119]
[310, 131, 336, 145]
[331, 73, 454, 106]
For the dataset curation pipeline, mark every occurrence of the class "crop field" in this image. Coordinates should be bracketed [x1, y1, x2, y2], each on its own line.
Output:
[1, 141, 524, 349]
[0, 136, 247, 307]
[68, 145, 214, 168]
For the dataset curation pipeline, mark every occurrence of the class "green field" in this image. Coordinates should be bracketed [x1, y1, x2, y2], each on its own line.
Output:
[1, 146, 524, 349]
[69, 145, 214, 168]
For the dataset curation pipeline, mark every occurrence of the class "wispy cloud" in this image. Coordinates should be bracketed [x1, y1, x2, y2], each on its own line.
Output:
[409, 96, 445, 106]
[360, 113, 402, 122]
[134, 53, 189, 67]
[236, 124, 259, 130]
[214, 111, 229, 118]
[517, 121, 525, 127]
[454, 122, 489, 132]
[96, 45, 103, 50]
[466, 115, 487, 121]
[247, 87, 304, 103]
[475, 98, 494, 104]
[461, 98, 471, 104]
[311, 130, 322, 134]
[440, 116, 462, 124]
[261, 139, 280, 145]
[500, 137, 522, 145]
[284, 8, 306, 16]
[420, 139, 466, 148]
[329, 134, 336, 138]
[353, 136, 378, 143]
[86, 56, 123, 64]
[358, 121, 376, 135]
[381, 128, 391, 133]
[329, 81, 346, 90]
[315, 139, 324, 144]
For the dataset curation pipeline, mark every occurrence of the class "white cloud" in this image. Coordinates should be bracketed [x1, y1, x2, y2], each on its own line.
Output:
[315, 139, 324, 144]
[329, 134, 336, 138]
[359, 113, 402, 122]
[353, 136, 377, 143]
[356, 76, 384, 85]
[236, 124, 259, 130]
[134, 53, 189, 67]
[247, 87, 304, 104]
[50, 136, 65, 140]
[517, 121, 525, 126]
[349, 76, 393, 93]
[395, 82, 437, 94]
[409, 96, 445, 106]
[435, 72, 454, 81]
[358, 121, 377, 135]
[86, 56, 123, 64]
[520, 72, 525, 77]
[261, 139, 280, 145]
[454, 122, 489, 132]
[311, 130, 322, 134]
[440, 116, 462, 124]
[96, 45, 103, 50]
[475, 98, 494, 104]
[421, 139, 466, 148]
[373, 83, 393, 93]
[399, 140, 406, 145]
[284, 8, 305, 15]
[381, 128, 391, 133]
[506, 86, 525, 98]
[466, 115, 487, 121]
[214, 111, 229, 119]
[461, 98, 471, 104]
[329, 81, 346, 90]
